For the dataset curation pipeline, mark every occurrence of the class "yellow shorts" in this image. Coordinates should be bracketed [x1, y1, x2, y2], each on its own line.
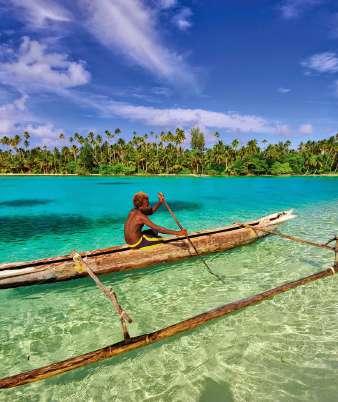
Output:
[129, 234, 163, 249]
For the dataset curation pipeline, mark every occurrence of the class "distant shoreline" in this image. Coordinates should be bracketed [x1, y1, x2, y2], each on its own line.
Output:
[0, 173, 337, 177]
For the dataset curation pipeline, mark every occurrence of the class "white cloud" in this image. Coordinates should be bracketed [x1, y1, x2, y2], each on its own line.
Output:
[159, 0, 177, 9]
[274, 124, 291, 136]
[279, 0, 323, 19]
[277, 87, 291, 93]
[0, 96, 29, 134]
[0, 37, 90, 91]
[302, 52, 338, 74]
[299, 123, 313, 134]
[0, 95, 62, 145]
[5, 0, 196, 86]
[79, 0, 195, 85]
[173, 8, 193, 31]
[6, 0, 72, 27]
[90, 100, 287, 135]
[68, 92, 295, 137]
[25, 122, 62, 145]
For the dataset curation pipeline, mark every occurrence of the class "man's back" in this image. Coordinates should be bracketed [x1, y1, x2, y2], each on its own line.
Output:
[124, 209, 144, 245]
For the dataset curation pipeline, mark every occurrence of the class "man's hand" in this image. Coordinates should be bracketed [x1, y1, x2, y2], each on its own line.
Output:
[177, 228, 188, 237]
[158, 192, 165, 204]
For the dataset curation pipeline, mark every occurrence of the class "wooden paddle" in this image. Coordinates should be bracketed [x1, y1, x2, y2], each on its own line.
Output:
[160, 193, 225, 283]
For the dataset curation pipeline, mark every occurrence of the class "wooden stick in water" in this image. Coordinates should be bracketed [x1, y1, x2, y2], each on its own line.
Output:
[160, 194, 225, 283]
[72, 253, 132, 340]
[0, 264, 336, 389]
[237, 223, 334, 252]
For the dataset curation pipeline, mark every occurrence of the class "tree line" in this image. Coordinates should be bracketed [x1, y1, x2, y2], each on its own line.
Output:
[0, 128, 337, 175]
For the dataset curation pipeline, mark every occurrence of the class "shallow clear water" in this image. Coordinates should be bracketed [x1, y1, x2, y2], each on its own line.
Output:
[0, 176, 337, 401]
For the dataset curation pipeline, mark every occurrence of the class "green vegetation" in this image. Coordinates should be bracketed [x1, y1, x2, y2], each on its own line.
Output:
[0, 129, 337, 175]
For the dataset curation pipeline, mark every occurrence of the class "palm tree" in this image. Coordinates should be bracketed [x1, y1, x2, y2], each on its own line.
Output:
[175, 128, 185, 165]
[23, 131, 30, 149]
[190, 128, 205, 174]
[74, 132, 84, 146]
[231, 138, 240, 154]
[12, 134, 21, 152]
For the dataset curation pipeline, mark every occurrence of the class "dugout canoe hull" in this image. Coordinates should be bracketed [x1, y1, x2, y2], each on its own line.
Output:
[0, 210, 295, 289]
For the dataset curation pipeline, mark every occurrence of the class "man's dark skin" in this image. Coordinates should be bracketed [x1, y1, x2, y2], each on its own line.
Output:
[124, 193, 187, 245]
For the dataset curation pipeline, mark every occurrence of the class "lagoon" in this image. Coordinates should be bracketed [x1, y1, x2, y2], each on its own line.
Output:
[0, 176, 337, 401]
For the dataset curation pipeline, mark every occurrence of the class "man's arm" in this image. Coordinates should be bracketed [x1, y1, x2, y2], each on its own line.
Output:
[140, 214, 187, 236]
[151, 193, 164, 213]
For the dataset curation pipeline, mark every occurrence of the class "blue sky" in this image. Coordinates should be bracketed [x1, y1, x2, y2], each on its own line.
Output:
[0, 0, 337, 146]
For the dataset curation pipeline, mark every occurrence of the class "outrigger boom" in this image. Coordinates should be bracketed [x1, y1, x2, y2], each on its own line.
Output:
[0, 262, 336, 389]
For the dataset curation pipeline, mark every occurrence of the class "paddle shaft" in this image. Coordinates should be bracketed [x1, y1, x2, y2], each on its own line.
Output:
[161, 196, 225, 283]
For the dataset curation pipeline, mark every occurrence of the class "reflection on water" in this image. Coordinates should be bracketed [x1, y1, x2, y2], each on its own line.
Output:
[0, 214, 125, 242]
[0, 204, 201, 244]
[0, 199, 53, 207]
[158, 200, 201, 212]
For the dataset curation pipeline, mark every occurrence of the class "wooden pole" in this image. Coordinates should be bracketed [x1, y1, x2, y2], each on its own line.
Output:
[0, 264, 336, 389]
[71, 253, 132, 340]
[237, 223, 334, 252]
[161, 194, 225, 283]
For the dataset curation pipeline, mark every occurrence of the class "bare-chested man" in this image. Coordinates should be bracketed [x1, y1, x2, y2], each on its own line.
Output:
[124, 192, 187, 248]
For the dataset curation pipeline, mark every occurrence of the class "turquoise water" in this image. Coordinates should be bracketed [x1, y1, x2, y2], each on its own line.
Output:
[0, 176, 337, 401]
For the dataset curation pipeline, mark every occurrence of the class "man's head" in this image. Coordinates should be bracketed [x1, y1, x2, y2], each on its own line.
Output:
[133, 192, 150, 210]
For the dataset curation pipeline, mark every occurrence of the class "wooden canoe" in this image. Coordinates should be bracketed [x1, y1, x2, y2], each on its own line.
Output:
[0, 210, 295, 289]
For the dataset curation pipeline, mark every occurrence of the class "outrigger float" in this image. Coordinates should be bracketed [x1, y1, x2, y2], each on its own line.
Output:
[0, 210, 336, 389]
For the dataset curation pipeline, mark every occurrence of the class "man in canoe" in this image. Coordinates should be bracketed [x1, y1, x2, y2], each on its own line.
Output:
[124, 192, 187, 249]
